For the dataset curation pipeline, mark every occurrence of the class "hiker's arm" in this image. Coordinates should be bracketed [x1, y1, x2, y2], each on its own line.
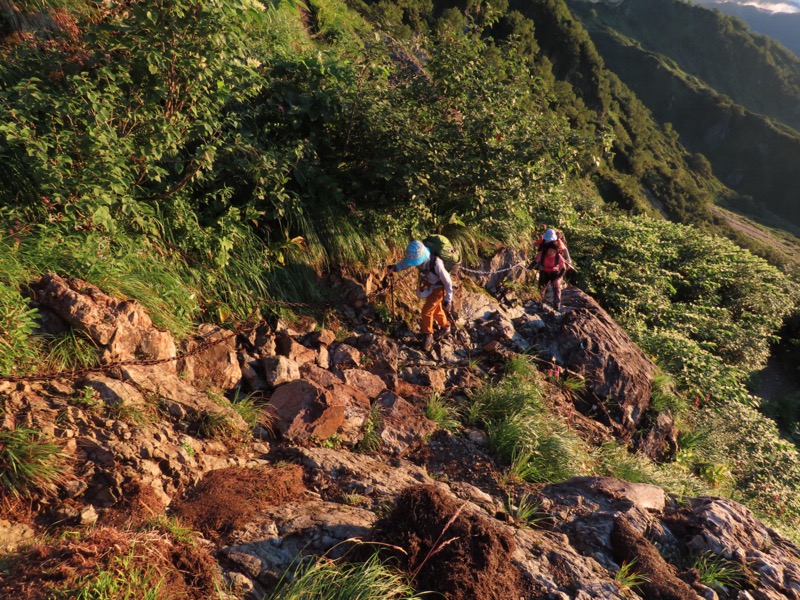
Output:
[434, 258, 453, 303]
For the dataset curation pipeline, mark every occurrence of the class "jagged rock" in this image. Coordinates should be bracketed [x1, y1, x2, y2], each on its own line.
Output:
[679, 498, 800, 598]
[636, 412, 679, 462]
[512, 528, 628, 599]
[398, 366, 446, 394]
[30, 273, 176, 366]
[222, 500, 376, 590]
[267, 379, 369, 444]
[466, 247, 528, 291]
[274, 331, 317, 365]
[330, 343, 362, 368]
[302, 329, 337, 347]
[82, 375, 145, 408]
[612, 517, 698, 600]
[341, 368, 387, 399]
[458, 290, 501, 323]
[532, 287, 657, 438]
[542, 477, 668, 573]
[247, 324, 276, 357]
[262, 356, 300, 388]
[299, 362, 345, 389]
[240, 355, 268, 392]
[177, 324, 242, 390]
[116, 365, 246, 431]
[0, 520, 35, 553]
[299, 446, 439, 498]
[376, 391, 437, 455]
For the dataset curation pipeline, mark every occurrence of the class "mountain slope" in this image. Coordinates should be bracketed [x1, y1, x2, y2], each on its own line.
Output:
[692, 0, 800, 57]
[567, 0, 800, 230]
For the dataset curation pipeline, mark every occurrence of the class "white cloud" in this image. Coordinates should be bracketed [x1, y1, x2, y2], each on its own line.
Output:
[737, 0, 800, 13]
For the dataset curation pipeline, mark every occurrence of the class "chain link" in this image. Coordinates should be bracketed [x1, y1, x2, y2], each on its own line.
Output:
[458, 261, 530, 276]
[0, 317, 260, 384]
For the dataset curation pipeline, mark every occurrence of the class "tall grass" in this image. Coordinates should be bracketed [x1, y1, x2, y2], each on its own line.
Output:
[0, 428, 64, 497]
[424, 394, 462, 434]
[469, 365, 589, 484]
[43, 328, 99, 372]
[268, 553, 423, 600]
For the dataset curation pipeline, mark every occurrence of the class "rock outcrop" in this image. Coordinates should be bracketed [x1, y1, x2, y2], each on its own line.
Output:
[2, 270, 798, 600]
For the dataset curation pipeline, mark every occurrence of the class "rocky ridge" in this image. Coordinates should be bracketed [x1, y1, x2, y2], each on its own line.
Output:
[1, 257, 799, 599]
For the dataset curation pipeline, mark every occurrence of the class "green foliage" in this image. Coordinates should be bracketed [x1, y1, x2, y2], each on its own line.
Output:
[0, 281, 39, 376]
[43, 328, 98, 372]
[144, 516, 200, 547]
[573, 214, 798, 401]
[699, 403, 800, 522]
[0, 428, 64, 497]
[194, 410, 238, 440]
[470, 370, 590, 484]
[231, 393, 265, 430]
[424, 393, 462, 433]
[268, 553, 422, 600]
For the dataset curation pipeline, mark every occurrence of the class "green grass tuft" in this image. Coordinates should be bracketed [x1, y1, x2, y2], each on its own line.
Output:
[424, 394, 462, 434]
[268, 553, 423, 600]
[0, 428, 64, 497]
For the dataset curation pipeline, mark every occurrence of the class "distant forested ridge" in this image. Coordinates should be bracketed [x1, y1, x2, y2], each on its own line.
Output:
[692, 0, 800, 57]
[567, 0, 800, 230]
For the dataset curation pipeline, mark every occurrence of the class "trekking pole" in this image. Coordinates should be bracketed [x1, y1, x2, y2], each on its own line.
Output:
[389, 272, 395, 320]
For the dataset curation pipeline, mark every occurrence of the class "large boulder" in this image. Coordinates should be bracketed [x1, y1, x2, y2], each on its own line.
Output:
[533, 287, 658, 438]
[267, 379, 370, 444]
[177, 324, 242, 390]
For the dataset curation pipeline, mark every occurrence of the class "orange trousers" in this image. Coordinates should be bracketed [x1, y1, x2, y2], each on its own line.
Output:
[421, 287, 449, 334]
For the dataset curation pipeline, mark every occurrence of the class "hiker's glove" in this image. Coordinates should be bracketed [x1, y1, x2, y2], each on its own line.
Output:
[443, 300, 451, 311]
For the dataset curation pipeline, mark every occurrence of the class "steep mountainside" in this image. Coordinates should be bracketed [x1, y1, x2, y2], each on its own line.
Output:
[567, 0, 800, 229]
[692, 0, 800, 57]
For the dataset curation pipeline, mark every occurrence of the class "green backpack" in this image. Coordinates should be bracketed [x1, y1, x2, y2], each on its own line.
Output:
[423, 234, 461, 273]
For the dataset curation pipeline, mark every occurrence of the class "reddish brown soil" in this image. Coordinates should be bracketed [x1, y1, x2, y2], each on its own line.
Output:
[372, 484, 528, 600]
[173, 464, 306, 541]
[408, 430, 505, 498]
[99, 480, 167, 528]
[0, 527, 218, 600]
[611, 517, 698, 600]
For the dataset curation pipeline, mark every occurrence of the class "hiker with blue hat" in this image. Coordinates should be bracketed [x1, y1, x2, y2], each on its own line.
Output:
[387, 240, 454, 351]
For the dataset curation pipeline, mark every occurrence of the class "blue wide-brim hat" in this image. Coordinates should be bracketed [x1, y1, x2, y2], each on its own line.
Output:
[397, 240, 430, 269]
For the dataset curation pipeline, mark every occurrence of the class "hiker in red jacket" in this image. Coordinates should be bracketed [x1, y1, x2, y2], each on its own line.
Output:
[535, 241, 566, 311]
[534, 227, 572, 267]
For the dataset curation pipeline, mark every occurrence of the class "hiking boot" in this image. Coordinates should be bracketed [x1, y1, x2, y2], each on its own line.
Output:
[434, 327, 450, 341]
[422, 333, 434, 351]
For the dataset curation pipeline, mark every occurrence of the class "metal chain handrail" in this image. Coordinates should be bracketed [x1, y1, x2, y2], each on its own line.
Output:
[2, 259, 542, 383]
[0, 315, 261, 384]
[458, 261, 530, 276]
